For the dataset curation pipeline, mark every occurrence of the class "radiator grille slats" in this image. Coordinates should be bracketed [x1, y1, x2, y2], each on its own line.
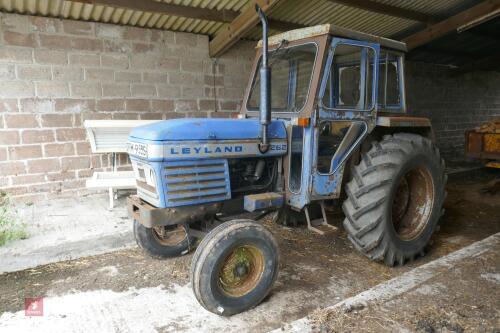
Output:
[162, 159, 231, 207]
[167, 180, 227, 191]
[164, 165, 226, 176]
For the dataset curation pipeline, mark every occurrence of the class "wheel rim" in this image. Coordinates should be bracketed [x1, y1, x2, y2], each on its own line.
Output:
[152, 225, 187, 246]
[218, 245, 265, 297]
[391, 166, 435, 241]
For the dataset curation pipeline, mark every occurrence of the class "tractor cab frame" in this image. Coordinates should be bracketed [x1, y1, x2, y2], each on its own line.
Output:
[241, 24, 414, 209]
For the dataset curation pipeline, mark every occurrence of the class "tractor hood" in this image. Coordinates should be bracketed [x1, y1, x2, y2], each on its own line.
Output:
[127, 118, 288, 161]
[129, 118, 286, 142]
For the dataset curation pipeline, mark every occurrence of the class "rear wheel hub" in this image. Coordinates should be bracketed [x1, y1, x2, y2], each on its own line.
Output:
[392, 166, 435, 241]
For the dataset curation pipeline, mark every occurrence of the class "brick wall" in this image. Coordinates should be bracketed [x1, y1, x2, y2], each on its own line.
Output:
[1, 11, 499, 201]
[0, 13, 255, 201]
[406, 61, 500, 159]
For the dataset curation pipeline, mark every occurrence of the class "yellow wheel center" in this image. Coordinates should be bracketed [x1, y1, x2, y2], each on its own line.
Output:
[218, 245, 265, 297]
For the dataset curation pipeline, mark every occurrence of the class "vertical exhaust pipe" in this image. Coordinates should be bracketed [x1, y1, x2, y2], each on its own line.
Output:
[256, 5, 271, 153]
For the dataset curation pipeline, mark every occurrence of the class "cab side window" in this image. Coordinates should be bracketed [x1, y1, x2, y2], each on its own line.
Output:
[378, 51, 403, 109]
[322, 44, 376, 111]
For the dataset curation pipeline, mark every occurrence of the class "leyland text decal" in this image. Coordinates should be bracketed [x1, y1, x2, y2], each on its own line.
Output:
[163, 142, 287, 158]
[169, 145, 244, 155]
[128, 141, 288, 160]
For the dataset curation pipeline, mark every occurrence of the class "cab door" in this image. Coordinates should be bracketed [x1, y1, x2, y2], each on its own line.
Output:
[311, 38, 379, 199]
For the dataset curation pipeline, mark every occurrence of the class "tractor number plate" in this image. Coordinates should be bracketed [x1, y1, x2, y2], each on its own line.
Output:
[128, 142, 148, 158]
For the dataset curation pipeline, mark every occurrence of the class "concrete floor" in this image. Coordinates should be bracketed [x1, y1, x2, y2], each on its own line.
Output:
[0, 192, 134, 273]
[0, 172, 498, 332]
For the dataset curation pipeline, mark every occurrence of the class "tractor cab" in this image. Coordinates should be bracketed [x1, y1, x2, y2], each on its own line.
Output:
[241, 24, 407, 209]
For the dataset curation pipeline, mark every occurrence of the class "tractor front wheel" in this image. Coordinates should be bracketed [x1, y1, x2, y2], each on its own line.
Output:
[343, 133, 447, 266]
[190, 220, 279, 316]
[133, 220, 194, 259]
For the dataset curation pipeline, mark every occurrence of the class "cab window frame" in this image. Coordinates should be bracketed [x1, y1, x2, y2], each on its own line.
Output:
[378, 49, 406, 112]
[319, 39, 379, 113]
[246, 42, 319, 114]
[315, 120, 368, 176]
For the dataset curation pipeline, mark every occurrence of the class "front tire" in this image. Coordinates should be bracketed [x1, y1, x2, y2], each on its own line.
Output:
[343, 133, 447, 266]
[133, 220, 193, 259]
[190, 220, 279, 316]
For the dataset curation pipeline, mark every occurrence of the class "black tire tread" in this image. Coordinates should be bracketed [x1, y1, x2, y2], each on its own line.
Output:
[190, 220, 279, 314]
[342, 133, 447, 266]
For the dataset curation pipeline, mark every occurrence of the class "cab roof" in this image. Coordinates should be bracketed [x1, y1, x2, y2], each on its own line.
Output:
[257, 24, 407, 52]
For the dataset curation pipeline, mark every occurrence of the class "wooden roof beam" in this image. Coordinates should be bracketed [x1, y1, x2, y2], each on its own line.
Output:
[325, 0, 439, 23]
[404, 0, 500, 50]
[209, 0, 284, 58]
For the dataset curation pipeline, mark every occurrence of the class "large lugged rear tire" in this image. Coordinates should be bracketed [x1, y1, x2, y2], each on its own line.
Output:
[343, 133, 447, 266]
[190, 220, 279, 316]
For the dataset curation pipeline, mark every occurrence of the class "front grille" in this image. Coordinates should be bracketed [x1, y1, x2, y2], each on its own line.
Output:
[162, 159, 231, 207]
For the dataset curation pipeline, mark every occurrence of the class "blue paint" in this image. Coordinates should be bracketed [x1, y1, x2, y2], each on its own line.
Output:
[287, 123, 315, 209]
[129, 118, 286, 142]
[311, 172, 341, 197]
[288, 37, 380, 207]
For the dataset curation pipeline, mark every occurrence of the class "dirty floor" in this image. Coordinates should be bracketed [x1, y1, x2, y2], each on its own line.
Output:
[309, 234, 500, 333]
[0, 172, 499, 332]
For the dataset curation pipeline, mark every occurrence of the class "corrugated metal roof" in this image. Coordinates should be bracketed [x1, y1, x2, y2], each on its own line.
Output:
[247, 0, 417, 40]
[0, 0, 248, 36]
[0, 0, 482, 40]
[1, 0, 495, 69]
[262, 0, 481, 39]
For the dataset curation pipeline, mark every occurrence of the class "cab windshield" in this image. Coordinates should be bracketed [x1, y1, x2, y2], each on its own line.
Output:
[247, 43, 317, 113]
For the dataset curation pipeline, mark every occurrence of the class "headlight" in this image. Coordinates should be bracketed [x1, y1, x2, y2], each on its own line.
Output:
[145, 168, 156, 187]
[132, 161, 156, 188]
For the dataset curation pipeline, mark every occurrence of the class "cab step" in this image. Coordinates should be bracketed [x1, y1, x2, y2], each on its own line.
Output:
[305, 202, 338, 235]
[244, 192, 284, 212]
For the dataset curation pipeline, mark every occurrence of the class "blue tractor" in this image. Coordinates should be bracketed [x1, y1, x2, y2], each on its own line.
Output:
[127, 6, 446, 316]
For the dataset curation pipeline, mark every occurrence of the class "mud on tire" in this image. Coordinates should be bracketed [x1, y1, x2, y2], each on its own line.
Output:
[342, 133, 447, 266]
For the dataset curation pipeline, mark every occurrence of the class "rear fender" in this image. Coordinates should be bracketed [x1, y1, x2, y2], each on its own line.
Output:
[372, 116, 435, 141]
[340, 116, 435, 194]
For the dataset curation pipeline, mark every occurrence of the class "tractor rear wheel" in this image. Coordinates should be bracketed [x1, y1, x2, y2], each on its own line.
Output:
[190, 220, 279, 316]
[342, 133, 447, 266]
